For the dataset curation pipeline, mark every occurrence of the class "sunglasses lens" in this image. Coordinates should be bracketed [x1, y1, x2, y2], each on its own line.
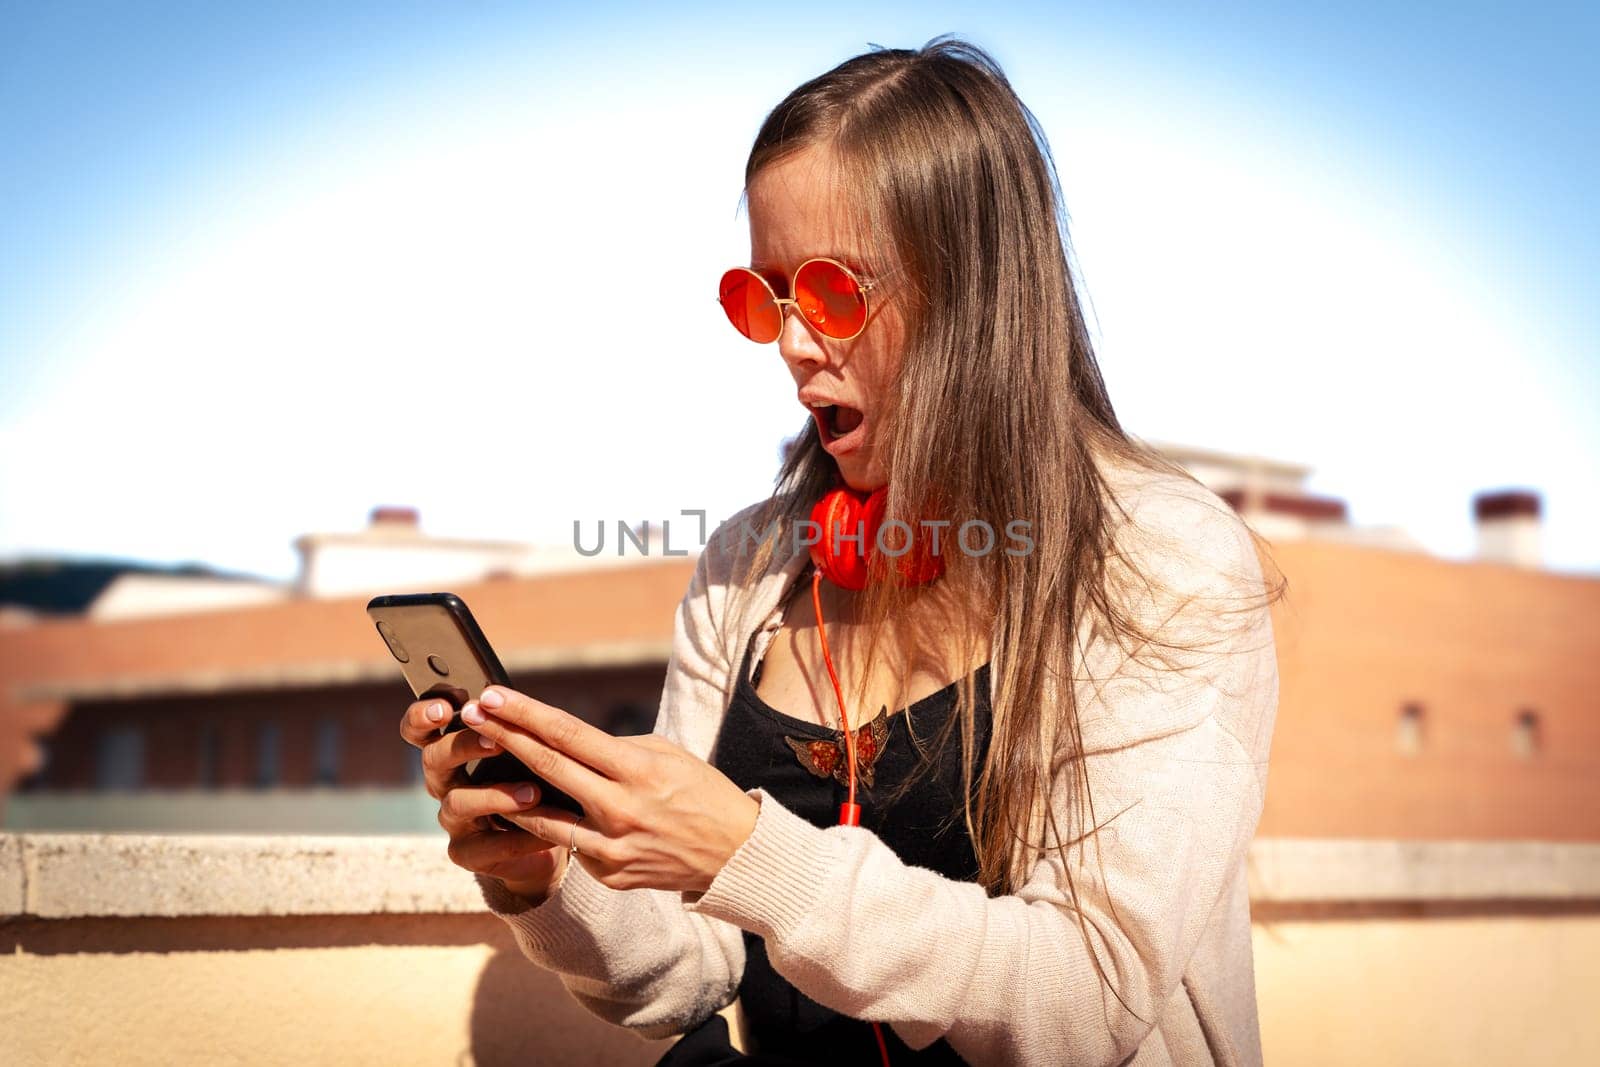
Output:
[719, 268, 782, 343]
[795, 260, 868, 339]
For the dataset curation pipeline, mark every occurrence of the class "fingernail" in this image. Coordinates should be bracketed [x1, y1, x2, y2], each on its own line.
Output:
[461, 701, 485, 724]
[426, 703, 445, 723]
[479, 733, 496, 749]
[513, 784, 537, 805]
[479, 689, 504, 709]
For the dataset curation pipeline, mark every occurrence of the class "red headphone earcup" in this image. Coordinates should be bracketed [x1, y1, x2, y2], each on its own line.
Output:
[859, 487, 888, 581]
[899, 540, 946, 585]
[811, 485, 945, 590]
[860, 487, 946, 587]
[809, 487, 871, 590]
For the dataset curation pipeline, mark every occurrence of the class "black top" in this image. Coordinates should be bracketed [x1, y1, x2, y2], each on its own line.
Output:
[657, 614, 993, 1067]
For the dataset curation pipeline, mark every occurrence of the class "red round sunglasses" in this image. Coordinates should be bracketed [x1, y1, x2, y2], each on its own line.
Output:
[717, 257, 878, 344]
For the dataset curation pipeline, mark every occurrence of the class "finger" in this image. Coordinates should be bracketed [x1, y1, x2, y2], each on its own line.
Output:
[421, 727, 506, 799]
[439, 780, 543, 832]
[447, 815, 565, 875]
[476, 687, 639, 781]
[501, 804, 606, 859]
[462, 700, 627, 817]
[440, 805, 526, 840]
[400, 697, 456, 748]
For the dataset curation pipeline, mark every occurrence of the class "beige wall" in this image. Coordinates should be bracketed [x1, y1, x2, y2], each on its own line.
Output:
[3, 834, 1597, 1066]
[1254, 915, 1600, 1065]
[5, 912, 1596, 1065]
[1, 913, 672, 1066]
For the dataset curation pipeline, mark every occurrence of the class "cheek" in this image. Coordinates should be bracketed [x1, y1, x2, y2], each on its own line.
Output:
[859, 315, 905, 405]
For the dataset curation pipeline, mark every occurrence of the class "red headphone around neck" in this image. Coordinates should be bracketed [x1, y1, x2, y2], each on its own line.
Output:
[808, 484, 945, 590]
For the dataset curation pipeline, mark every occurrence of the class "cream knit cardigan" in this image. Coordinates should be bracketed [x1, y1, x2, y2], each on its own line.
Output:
[477, 457, 1279, 1067]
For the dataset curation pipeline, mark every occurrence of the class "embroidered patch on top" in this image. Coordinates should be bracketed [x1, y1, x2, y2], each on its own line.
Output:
[784, 706, 891, 788]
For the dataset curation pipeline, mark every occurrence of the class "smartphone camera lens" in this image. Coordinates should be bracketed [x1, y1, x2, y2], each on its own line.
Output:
[427, 654, 450, 677]
[375, 621, 409, 663]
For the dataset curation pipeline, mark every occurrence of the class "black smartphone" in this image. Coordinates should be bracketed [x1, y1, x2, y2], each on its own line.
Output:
[367, 592, 583, 826]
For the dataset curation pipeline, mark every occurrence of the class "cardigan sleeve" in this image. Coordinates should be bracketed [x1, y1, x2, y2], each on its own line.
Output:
[681, 488, 1278, 1066]
[473, 524, 751, 1040]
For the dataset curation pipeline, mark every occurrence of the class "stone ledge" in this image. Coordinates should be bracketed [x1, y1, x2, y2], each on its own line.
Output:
[0, 833, 479, 919]
[1248, 838, 1600, 902]
[1, 833, 1597, 920]
[0, 833, 22, 915]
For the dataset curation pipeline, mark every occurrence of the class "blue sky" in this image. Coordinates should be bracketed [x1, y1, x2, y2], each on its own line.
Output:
[2, 1, 1596, 577]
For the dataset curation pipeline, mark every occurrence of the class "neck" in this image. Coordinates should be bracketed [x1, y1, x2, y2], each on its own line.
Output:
[809, 569, 983, 671]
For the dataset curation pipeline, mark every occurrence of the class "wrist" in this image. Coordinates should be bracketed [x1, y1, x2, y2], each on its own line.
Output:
[497, 878, 552, 905]
[496, 851, 568, 905]
[706, 792, 761, 891]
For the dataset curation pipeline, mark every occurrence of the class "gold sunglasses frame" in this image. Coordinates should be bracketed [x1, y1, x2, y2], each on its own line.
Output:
[716, 256, 879, 344]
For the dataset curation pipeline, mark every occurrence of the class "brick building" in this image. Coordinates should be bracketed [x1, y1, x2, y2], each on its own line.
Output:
[2, 458, 1596, 841]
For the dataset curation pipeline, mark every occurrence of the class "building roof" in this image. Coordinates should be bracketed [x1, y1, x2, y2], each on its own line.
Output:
[2, 558, 696, 702]
[0, 557, 279, 616]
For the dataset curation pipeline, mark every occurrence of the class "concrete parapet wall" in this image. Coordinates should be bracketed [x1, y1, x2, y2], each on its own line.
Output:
[7, 833, 1599, 921]
[2, 834, 1597, 1066]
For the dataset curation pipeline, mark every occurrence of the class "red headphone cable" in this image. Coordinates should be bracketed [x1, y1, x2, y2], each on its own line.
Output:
[811, 567, 892, 1067]
[811, 568, 860, 823]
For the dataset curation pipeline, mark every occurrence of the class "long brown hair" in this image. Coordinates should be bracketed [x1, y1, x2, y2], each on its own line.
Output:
[730, 36, 1287, 1021]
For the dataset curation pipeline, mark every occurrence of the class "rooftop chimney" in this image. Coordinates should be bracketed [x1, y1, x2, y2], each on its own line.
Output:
[369, 506, 420, 529]
[1218, 488, 1349, 522]
[1473, 489, 1541, 568]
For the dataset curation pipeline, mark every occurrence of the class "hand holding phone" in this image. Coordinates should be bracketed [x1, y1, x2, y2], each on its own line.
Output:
[370, 593, 585, 824]
[380, 591, 761, 899]
[399, 691, 572, 901]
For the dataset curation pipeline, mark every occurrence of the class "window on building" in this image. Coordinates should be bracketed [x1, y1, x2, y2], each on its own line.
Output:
[314, 719, 342, 786]
[1513, 709, 1541, 759]
[197, 724, 220, 788]
[256, 722, 281, 788]
[1397, 703, 1425, 756]
[18, 739, 51, 792]
[97, 727, 145, 789]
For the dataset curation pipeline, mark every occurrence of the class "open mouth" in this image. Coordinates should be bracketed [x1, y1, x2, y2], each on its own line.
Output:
[811, 403, 865, 445]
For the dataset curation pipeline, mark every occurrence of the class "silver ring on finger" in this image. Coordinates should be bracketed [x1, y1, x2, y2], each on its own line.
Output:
[568, 815, 585, 859]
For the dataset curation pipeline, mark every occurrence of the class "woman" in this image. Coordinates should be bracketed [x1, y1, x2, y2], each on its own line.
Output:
[401, 37, 1284, 1067]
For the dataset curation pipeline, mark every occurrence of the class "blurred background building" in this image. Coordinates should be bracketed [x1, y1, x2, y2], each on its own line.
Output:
[2, 439, 1592, 838]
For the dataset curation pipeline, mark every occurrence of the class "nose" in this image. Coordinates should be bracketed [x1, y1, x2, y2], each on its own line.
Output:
[775, 302, 830, 370]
